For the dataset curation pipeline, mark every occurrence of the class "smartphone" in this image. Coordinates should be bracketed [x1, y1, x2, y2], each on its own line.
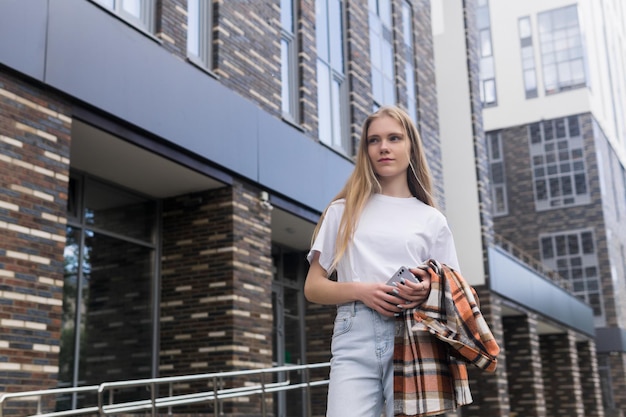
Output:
[386, 266, 420, 286]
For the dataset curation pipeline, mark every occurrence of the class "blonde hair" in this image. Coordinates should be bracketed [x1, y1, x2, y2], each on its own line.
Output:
[312, 105, 436, 273]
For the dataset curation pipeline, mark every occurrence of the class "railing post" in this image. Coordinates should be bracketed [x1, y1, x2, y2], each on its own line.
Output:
[304, 367, 312, 417]
[212, 376, 219, 417]
[168, 382, 173, 416]
[150, 382, 156, 417]
[260, 371, 267, 417]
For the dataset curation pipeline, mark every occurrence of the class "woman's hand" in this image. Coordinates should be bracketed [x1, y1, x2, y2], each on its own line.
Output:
[385, 266, 431, 310]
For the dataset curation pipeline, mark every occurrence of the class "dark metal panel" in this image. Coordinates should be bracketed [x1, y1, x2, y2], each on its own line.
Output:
[596, 327, 626, 353]
[45, 0, 258, 180]
[0, 0, 47, 80]
[489, 246, 595, 337]
[258, 113, 353, 212]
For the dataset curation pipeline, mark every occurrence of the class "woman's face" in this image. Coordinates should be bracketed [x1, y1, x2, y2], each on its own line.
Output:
[366, 115, 411, 181]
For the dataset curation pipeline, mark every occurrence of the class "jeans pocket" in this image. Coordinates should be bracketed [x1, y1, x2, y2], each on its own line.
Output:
[332, 309, 353, 337]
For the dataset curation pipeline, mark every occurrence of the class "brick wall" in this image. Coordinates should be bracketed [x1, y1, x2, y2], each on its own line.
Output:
[577, 339, 605, 417]
[0, 71, 71, 412]
[160, 181, 273, 415]
[503, 314, 546, 417]
[540, 331, 584, 417]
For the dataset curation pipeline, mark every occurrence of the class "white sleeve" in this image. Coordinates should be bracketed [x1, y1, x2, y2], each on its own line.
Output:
[306, 201, 343, 273]
[431, 218, 461, 271]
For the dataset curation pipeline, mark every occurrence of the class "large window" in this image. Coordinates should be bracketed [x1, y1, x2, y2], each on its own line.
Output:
[92, 0, 154, 33]
[529, 116, 590, 210]
[486, 131, 507, 215]
[369, 0, 395, 109]
[540, 230, 602, 316]
[538, 5, 586, 94]
[316, 0, 348, 152]
[402, 1, 417, 122]
[187, 0, 213, 70]
[518, 16, 538, 98]
[477, 0, 496, 106]
[58, 174, 158, 410]
[281, 0, 299, 122]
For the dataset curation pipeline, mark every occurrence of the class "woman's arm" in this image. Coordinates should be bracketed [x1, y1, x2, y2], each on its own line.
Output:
[304, 252, 423, 317]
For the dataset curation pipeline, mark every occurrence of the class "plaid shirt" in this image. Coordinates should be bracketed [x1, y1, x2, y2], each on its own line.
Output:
[393, 260, 500, 416]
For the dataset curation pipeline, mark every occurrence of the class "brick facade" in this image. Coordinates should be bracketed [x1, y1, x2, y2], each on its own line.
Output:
[0, 71, 71, 412]
[540, 332, 585, 417]
[160, 182, 273, 414]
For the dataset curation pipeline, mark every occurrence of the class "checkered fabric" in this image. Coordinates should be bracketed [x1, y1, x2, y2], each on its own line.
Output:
[393, 260, 500, 416]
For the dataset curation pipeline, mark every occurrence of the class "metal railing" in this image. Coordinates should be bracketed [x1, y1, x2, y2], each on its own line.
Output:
[0, 362, 330, 417]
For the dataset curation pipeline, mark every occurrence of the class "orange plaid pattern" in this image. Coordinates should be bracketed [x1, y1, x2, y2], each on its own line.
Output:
[393, 260, 499, 416]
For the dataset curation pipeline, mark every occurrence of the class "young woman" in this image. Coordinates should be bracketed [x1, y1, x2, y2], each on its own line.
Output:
[305, 105, 460, 416]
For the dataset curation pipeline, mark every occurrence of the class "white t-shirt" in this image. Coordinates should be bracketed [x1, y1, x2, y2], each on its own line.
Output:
[307, 193, 460, 283]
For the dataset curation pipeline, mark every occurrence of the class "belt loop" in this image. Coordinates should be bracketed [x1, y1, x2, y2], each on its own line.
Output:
[350, 301, 357, 316]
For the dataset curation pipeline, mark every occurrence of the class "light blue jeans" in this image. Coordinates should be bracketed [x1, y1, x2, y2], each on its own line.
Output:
[326, 302, 396, 417]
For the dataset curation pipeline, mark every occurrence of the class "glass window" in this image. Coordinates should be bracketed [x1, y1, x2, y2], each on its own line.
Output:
[519, 16, 538, 98]
[402, 1, 418, 122]
[369, 0, 396, 108]
[92, 0, 154, 32]
[58, 174, 157, 411]
[187, 0, 213, 70]
[540, 229, 602, 316]
[486, 132, 508, 215]
[528, 116, 590, 210]
[281, 0, 299, 121]
[477, 0, 496, 106]
[316, 0, 348, 153]
[538, 5, 586, 94]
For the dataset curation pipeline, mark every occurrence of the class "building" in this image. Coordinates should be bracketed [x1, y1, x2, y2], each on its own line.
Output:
[0, 0, 611, 416]
[450, 0, 625, 415]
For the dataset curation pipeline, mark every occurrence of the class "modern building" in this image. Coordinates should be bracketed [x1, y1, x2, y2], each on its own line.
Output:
[0, 1, 612, 417]
[443, 0, 625, 415]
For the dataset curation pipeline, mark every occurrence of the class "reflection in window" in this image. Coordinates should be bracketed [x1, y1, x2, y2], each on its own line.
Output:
[58, 174, 157, 410]
[540, 230, 602, 316]
[528, 116, 589, 210]
[538, 5, 586, 94]
[369, 0, 395, 109]
[316, 0, 348, 153]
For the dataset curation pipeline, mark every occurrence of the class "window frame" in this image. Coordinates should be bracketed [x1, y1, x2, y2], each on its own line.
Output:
[280, 0, 300, 123]
[316, 0, 349, 154]
[92, 0, 155, 33]
[369, 0, 396, 109]
[486, 131, 508, 216]
[528, 116, 590, 210]
[187, 0, 214, 71]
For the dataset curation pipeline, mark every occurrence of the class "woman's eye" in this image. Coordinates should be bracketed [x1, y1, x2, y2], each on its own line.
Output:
[367, 137, 379, 144]
[389, 135, 401, 142]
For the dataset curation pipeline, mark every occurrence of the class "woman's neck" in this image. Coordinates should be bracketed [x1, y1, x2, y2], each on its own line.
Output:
[379, 179, 411, 198]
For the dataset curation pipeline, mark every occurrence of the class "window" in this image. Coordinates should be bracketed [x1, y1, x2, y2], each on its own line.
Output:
[187, 0, 213, 69]
[540, 230, 603, 316]
[92, 0, 154, 32]
[538, 5, 586, 94]
[486, 132, 507, 215]
[402, 1, 417, 122]
[316, 0, 348, 152]
[518, 16, 538, 98]
[369, 0, 395, 109]
[529, 116, 590, 210]
[58, 174, 158, 410]
[477, 0, 496, 106]
[281, 0, 299, 122]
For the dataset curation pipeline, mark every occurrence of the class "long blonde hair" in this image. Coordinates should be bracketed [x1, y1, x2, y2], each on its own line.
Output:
[312, 105, 436, 272]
